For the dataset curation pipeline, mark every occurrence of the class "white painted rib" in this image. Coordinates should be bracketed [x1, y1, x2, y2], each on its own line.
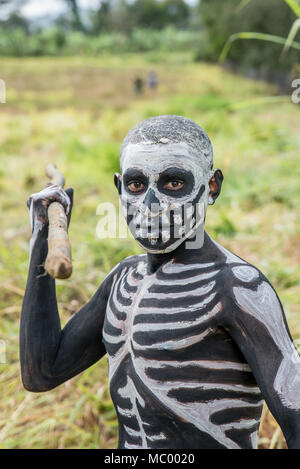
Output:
[162, 262, 216, 274]
[117, 406, 133, 418]
[154, 271, 219, 286]
[119, 271, 133, 299]
[124, 425, 141, 437]
[133, 327, 213, 351]
[124, 441, 142, 449]
[221, 419, 260, 431]
[102, 329, 124, 345]
[134, 301, 222, 331]
[142, 280, 216, 300]
[211, 399, 264, 413]
[126, 267, 142, 288]
[146, 432, 166, 441]
[151, 381, 261, 395]
[137, 292, 217, 315]
[141, 358, 251, 372]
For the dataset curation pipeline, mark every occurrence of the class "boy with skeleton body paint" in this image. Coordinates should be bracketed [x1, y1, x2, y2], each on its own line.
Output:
[21, 115, 300, 449]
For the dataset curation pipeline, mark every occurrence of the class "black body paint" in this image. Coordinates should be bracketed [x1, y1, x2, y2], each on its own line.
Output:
[20, 229, 300, 448]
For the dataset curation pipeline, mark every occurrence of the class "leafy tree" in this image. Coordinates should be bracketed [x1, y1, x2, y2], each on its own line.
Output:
[65, 0, 85, 31]
[128, 0, 190, 30]
[92, 0, 110, 32]
[0, 0, 29, 31]
[164, 0, 190, 26]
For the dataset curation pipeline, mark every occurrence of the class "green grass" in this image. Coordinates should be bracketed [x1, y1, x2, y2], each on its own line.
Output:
[0, 54, 299, 449]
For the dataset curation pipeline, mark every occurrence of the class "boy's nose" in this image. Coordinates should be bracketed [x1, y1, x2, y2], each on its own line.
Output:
[141, 189, 161, 216]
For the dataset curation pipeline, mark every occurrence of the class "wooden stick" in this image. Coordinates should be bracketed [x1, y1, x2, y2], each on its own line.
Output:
[44, 164, 72, 279]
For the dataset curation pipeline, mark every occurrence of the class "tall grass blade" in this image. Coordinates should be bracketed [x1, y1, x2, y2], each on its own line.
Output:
[220, 32, 300, 62]
[284, 0, 300, 18]
[280, 18, 300, 57]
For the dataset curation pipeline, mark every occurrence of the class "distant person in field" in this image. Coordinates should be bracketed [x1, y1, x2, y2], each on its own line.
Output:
[147, 71, 158, 90]
[134, 76, 144, 95]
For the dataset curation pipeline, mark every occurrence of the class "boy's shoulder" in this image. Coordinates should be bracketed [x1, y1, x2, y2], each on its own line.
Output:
[109, 253, 147, 277]
[209, 238, 263, 287]
[101, 254, 146, 287]
[118, 253, 147, 269]
[211, 240, 286, 330]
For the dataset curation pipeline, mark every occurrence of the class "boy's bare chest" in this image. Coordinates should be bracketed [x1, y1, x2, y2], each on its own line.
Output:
[102, 259, 261, 450]
[103, 259, 223, 360]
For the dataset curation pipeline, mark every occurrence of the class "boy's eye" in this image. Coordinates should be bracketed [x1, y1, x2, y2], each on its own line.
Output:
[127, 181, 146, 193]
[163, 180, 184, 191]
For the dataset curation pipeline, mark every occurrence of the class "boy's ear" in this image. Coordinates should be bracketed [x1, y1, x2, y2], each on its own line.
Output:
[114, 173, 122, 195]
[208, 169, 224, 205]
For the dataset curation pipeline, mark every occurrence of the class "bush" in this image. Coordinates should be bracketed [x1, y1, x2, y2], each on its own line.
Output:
[0, 26, 201, 57]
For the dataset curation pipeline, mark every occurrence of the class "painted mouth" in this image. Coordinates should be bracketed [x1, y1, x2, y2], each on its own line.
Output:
[135, 226, 187, 244]
[131, 211, 199, 245]
[135, 224, 175, 230]
[138, 235, 171, 246]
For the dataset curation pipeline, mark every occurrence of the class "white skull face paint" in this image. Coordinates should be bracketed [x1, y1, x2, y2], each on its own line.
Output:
[119, 142, 213, 253]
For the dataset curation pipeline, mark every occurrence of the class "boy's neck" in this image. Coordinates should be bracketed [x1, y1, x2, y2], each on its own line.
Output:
[146, 230, 211, 274]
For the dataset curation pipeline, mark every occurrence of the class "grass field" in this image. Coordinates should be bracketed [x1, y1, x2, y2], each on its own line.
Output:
[0, 54, 299, 449]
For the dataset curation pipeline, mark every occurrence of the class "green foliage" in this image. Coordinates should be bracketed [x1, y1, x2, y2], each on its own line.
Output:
[197, 0, 300, 73]
[0, 26, 200, 56]
[213, 213, 237, 238]
[128, 0, 190, 29]
[0, 0, 197, 57]
[89, 0, 190, 32]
